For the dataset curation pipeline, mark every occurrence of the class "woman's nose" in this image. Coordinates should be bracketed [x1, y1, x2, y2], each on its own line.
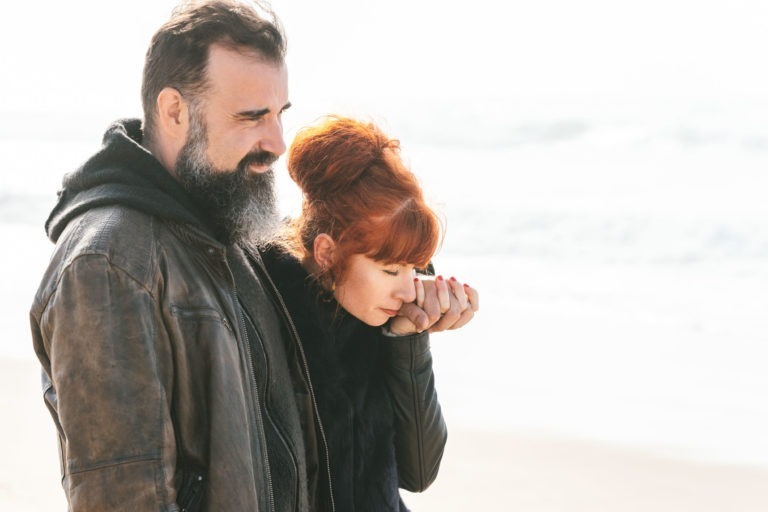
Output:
[395, 275, 417, 303]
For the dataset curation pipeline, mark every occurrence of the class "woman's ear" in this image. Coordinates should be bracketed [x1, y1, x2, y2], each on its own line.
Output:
[313, 234, 336, 270]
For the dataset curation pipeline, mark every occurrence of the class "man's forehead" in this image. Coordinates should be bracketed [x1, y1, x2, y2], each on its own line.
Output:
[207, 43, 285, 74]
[204, 45, 288, 104]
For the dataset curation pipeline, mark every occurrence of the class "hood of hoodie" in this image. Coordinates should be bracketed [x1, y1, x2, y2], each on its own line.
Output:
[45, 118, 212, 243]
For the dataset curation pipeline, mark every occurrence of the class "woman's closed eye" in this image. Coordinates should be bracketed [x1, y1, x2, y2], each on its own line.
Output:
[382, 264, 416, 277]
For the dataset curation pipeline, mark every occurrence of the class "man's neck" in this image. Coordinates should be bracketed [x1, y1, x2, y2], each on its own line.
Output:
[143, 132, 180, 181]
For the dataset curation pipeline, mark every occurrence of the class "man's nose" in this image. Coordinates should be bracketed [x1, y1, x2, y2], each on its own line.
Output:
[258, 117, 286, 157]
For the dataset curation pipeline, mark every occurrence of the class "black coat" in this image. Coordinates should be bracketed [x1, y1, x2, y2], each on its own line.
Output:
[261, 247, 448, 512]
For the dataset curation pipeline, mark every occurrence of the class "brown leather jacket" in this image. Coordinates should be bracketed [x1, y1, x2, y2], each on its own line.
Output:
[30, 205, 328, 511]
[29, 120, 327, 511]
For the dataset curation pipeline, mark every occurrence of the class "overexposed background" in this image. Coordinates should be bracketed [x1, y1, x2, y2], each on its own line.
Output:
[2, 1, 767, 510]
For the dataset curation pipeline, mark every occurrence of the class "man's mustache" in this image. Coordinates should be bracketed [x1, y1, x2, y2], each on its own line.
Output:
[239, 150, 279, 171]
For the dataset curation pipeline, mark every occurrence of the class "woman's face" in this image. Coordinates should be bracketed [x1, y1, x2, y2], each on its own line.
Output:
[334, 254, 417, 326]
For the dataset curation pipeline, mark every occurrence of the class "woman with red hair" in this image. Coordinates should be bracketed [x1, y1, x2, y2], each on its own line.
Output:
[260, 116, 478, 511]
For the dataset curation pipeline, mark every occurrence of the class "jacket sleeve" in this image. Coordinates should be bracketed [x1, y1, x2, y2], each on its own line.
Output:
[381, 332, 448, 493]
[33, 254, 179, 511]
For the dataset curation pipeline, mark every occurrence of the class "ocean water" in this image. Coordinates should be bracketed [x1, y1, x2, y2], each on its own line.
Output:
[402, 101, 768, 468]
[2, 100, 767, 469]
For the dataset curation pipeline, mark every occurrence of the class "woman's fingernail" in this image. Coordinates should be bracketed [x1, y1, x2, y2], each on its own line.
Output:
[414, 277, 419, 282]
[463, 283, 470, 288]
[437, 275, 444, 281]
[450, 276, 457, 282]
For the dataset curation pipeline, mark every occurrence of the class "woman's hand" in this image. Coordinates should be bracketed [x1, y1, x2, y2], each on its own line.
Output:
[389, 275, 479, 335]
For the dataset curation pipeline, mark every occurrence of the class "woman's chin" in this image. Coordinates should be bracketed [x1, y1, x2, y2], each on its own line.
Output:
[364, 315, 389, 328]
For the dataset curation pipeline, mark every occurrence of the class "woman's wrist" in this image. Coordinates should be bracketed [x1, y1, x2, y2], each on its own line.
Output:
[385, 316, 422, 336]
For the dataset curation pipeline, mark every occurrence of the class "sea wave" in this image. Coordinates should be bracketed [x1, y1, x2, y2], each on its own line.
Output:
[441, 206, 768, 266]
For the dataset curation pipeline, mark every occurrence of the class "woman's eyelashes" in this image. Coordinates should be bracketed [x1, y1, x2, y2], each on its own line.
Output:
[382, 265, 416, 277]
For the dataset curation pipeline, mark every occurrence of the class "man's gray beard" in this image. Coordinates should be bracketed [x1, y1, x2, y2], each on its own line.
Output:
[174, 106, 280, 246]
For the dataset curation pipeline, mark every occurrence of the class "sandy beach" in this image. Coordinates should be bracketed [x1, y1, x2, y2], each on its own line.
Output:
[402, 428, 768, 512]
[3, 356, 766, 512]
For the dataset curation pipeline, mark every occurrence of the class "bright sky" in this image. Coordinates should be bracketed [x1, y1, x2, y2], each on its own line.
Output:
[2, 0, 767, 120]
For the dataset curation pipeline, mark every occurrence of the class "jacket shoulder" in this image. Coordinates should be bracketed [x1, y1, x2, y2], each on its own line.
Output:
[36, 206, 161, 301]
[64, 205, 157, 266]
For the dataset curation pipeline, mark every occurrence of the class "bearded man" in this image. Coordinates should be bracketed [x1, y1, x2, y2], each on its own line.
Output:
[29, 1, 331, 510]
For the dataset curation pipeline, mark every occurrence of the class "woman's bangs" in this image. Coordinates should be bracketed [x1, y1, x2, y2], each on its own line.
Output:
[366, 207, 442, 267]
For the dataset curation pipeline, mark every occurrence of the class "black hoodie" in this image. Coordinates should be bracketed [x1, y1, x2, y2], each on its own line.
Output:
[46, 118, 209, 243]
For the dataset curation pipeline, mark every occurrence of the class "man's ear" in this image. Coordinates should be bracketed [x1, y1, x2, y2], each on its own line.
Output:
[313, 234, 336, 270]
[155, 87, 189, 143]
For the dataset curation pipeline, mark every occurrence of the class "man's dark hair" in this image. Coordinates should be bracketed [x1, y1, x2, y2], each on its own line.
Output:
[141, 0, 286, 144]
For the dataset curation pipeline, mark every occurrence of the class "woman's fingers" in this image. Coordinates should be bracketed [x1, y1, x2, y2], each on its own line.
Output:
[448, 277, 469, 312]
[429, 276, 461, 332]
[429, 282, 479, 332]
[464, 283, 479, 312]
[414, 276, 425, 308]
[436, 275, 451, 314]
[412, 275, 480, 333]
[417, 278, 442, 325]
[442, 308, 473, 331]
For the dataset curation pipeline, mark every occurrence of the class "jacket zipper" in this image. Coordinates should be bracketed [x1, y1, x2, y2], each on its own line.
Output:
[233, 279, 276, 512]
[257, 264, 337, 512]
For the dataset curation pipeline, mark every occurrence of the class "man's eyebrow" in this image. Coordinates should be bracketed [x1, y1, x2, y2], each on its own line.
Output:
[233, 102, 292, 121]
[233, 108, 270, 121]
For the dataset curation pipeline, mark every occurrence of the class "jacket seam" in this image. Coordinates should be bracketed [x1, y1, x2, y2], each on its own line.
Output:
[38, 251, 157, 346]
[40, 209, 165, 318]
[408, 338, 427, 491]
[49, 252, 156, 309]
[68, 454, 162, 476]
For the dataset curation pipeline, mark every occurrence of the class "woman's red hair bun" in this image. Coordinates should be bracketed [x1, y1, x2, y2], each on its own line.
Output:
[286, 116, 443, 278]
